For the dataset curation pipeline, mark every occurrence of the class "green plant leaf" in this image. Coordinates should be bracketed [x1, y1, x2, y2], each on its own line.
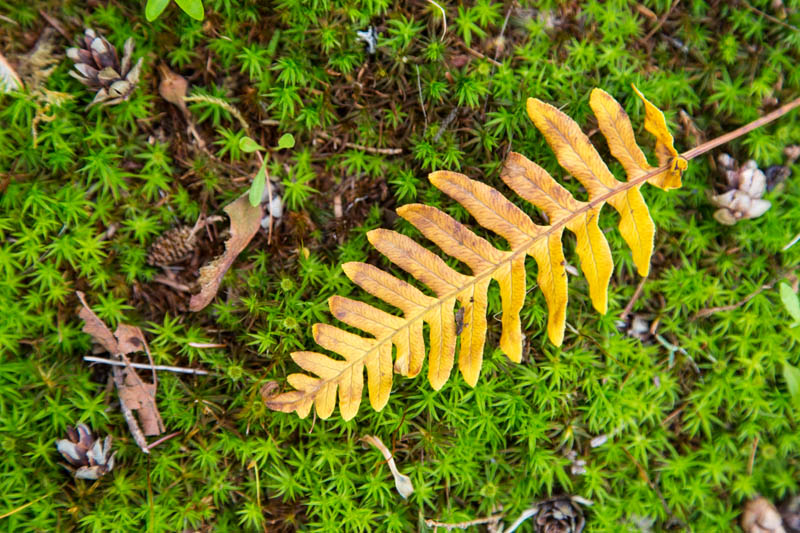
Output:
[249, 160, 267, 207]
[145, 0, 170, 21]
[175, 0, 204, 20]
[239, 136, 265, 153]
[780, 283, 800, 327]
[784, 362, 800, 402]
[277, 133, 295, 150]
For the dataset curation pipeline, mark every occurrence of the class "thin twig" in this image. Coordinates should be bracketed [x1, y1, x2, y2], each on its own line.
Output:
[316, 131, 403, 155]
[183, 94, 251, 133]
[187, 342, 226, 348]
[783, 231, 800, 251]
[692, 270, 795, 319]
[84, 356, 210, 375]
[433, 107, 459, 143]
[747, 435, 759, 476]
[151, 275, 192, 293]
[739, 0, 799, 33]
[0, 492, 53, 520]
[38, 10, 69, 39]
[642, 0, 681, 43]
[426, 0, 447, 40]
[425, 514, 504, 531]
[416, 65, 428, 131]
[146, 431, 181, 451]
[620, 275, 648, 320]
[682, 95, 800, 160]
[458, 42, 502, 66]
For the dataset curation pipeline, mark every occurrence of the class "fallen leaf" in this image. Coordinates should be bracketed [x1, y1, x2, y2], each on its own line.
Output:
[76, 291, 119, 354]
[76, 292, 165, 450]
[118, 373, 163, 435]
[190, 194, 263, 311]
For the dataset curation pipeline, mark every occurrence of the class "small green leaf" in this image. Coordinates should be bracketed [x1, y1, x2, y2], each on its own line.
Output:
[249, 161, 267, 207]
[239, 136, 265, 153]
[784, 362, 800, 401]
[780, 283, 800, 326]
[175, 0, 204, 20]
[277, 133, 295, 150]
[145, 0, 170, 21]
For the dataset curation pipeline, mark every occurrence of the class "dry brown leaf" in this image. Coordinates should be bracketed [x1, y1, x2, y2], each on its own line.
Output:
[77, 292, 119, 354]
[76, 292, 165, 450]
[114, 323, 148, 355]
[118, 373, 163, 436]
[189, 194, 263, 311]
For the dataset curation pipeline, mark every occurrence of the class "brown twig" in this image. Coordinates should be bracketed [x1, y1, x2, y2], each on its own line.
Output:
[682, 95, 800, 161]
[316, 131, 403, 155]
[642, 0, 681, 43]
[747, 435, 759, 476]
[146, 431, 181, 451]
[738, 0, 799, 33]
[415, 64, 428, 131]
[151, 275, 193, 293]
[457, 42, 502, 66]
[692, 270, 794, 319]
[620, 275, 649, 320]
[425, 514, 504, 531]
[38, 10, 69, 39]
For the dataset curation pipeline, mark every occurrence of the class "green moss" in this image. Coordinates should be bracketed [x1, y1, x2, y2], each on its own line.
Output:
[2, 0, 800, 531]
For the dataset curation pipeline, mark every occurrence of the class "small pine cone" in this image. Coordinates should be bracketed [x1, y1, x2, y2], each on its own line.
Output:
[533, 496, 587, 533]
[56, 423, 116, 480]
[67, 28, 143, 107]
[147, 226, 196, 265]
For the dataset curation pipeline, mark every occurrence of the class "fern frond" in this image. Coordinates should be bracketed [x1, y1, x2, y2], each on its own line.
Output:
[267, 86, 688, 420]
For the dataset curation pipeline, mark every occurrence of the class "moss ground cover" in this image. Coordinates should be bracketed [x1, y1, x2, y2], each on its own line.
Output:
[2, 1, 800, 531]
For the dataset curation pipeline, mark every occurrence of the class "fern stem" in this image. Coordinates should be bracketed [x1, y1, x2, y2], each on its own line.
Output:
[682, 95, 800, 160]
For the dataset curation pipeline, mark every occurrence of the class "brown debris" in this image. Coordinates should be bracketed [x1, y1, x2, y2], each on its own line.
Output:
[67, 28, 143, 107]
[56, 423, 116, 480]
[742, 497, 786, 533]
[189, 194, 263, 311]
[147, 225, 197, 265]
[76, 292, 165, 452]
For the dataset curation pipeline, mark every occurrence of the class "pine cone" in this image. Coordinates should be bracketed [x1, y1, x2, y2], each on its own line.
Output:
[67, 29, 142, 107]
[533, 496, 587, 533]
[742, 497, 786, 533]
[147, 225, 196, 265]
[56, 423, 116, 480]
[710, 153, 771, 225]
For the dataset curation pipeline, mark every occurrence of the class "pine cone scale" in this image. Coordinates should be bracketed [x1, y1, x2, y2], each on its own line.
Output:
[68, 29, 141, 107]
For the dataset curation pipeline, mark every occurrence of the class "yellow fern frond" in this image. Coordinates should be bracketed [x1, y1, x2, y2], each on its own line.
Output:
[266, 86, 686, 420]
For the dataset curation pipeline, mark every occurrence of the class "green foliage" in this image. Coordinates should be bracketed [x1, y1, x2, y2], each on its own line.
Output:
[145, 0, 204, 21]
[2, 0, 800, 531]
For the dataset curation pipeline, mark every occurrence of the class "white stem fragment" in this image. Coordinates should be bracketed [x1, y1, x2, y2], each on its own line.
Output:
[84, 356, 210, 375]
[362, 435, 414, 499]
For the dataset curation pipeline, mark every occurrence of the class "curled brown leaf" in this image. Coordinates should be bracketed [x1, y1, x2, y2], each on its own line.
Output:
[189, 194, 263, 312]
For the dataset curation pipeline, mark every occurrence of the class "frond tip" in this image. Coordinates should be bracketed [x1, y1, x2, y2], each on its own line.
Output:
[266, 86, 686, 420]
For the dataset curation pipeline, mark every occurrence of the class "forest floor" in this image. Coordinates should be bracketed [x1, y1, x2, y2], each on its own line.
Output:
[2, 1, 800, 531]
